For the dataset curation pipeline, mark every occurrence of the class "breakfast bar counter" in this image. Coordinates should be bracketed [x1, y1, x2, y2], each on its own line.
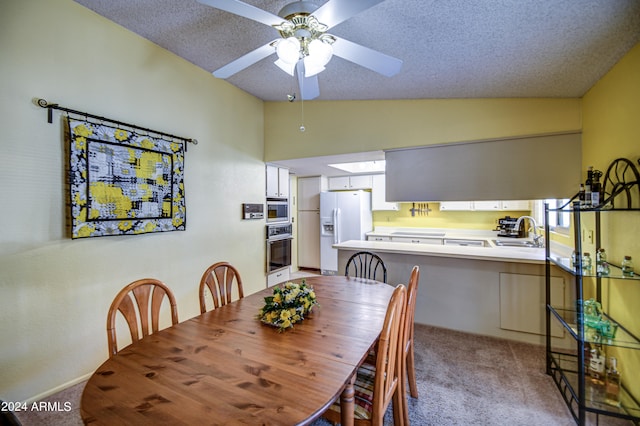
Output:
[334, 235, 573, 347]
[333, 239, 546, 264]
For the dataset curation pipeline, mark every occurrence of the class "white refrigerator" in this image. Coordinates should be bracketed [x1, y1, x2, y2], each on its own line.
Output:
[320, 190, 372, 275]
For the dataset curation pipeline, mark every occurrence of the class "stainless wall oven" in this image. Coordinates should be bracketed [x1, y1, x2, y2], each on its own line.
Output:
[266, 223, 292, 273]
[266, 199, 289, 223]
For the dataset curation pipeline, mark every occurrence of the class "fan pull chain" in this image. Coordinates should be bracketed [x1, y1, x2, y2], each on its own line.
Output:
[299, 75, 306, 132]
[300, 97, 305, 132]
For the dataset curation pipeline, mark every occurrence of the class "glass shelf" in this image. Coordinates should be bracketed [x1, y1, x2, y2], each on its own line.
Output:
[549, 351, 640, 421]
[547, 205, 640, 213]
[549, 307, 640, 350]
[545, 180, 639, 425]
[548, 254, 640, 280]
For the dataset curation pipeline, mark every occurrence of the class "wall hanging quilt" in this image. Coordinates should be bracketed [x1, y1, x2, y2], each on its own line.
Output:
[67, 118, 186, 238]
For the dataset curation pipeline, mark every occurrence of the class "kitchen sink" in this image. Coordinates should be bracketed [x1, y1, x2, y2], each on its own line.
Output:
[492, 240, 540, 248]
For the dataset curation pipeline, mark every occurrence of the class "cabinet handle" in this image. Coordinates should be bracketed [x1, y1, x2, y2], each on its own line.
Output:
[412, 239, 420, 243]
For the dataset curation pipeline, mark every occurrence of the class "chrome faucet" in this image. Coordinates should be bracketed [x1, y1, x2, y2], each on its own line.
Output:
[515, 215, 544, 247]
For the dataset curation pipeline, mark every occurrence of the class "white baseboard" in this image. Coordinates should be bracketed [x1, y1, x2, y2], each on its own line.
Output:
[22, 373, 92, 404]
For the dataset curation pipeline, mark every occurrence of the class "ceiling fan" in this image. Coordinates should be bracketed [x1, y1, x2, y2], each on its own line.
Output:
[198, 0, 403, 100]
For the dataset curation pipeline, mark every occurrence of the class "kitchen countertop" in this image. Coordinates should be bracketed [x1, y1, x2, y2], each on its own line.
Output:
[334, 239, 545, 264]
[336, 227, 551, 264]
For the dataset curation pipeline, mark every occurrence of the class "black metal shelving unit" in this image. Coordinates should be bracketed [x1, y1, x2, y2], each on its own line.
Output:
[545, 202, 640, 425]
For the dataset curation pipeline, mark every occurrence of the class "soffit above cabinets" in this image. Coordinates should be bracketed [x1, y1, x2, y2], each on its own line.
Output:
[385, 133, 582, 202]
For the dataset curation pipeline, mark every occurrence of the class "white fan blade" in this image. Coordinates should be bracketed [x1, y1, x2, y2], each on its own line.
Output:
[313, 0, 385, 29]
[213, 41, 277, 78]
[197, 0, 283, 26]
[296, 62, 320, 100]
[331, 36, 402, 77]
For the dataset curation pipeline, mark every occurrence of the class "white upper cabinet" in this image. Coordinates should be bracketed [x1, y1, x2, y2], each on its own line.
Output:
[266, 165, 289, 198]
[371, 174, 399, 211]
[473, 201, 502, 210]
[439, 201, 474, 211]
[500, 200, 530, 211]
[440, 200, 531, 211]
[297, 176, 327, 211]
[328, 175, 373, 191]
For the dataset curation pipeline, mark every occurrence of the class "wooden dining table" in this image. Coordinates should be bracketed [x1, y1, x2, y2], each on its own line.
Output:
[81, 275, 395, 425]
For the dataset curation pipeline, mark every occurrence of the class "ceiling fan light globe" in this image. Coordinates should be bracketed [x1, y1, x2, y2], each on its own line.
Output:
[274, 58, 297, 76]
[276, 37, 301, 64]
[303, 56, 325, 77]
[308, 39, 333, 66]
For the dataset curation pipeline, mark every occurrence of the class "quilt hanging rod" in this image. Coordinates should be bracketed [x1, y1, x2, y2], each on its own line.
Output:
[35, 98, 198, 146]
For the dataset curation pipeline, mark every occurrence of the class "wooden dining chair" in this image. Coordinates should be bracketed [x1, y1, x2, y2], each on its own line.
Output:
[322, 284, 407, 425]
[400, 265, 420, 426]
[107, 278, 178, 357]
[345, 251, 388, 283]
[198, 261, 244, 314]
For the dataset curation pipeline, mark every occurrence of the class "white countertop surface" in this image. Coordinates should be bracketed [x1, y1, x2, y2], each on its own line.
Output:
[338, 227, 550, 264]
[334, 239, 545, 264]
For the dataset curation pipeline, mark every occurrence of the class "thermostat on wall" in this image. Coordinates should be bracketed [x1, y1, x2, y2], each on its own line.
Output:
[242, 203, 264, 220]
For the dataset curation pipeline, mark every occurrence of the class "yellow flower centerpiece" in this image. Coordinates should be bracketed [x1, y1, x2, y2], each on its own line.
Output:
[258, 280, 318, 331]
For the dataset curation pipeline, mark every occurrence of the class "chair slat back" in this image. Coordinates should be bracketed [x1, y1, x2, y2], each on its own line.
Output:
[401, 266, 421, 425]
[199, 262, 244, 314]
[107, 278, 178, 357]
[372, 284, 406, 423]
[404, 266, 420, 354]
[345, 251, 387, 283]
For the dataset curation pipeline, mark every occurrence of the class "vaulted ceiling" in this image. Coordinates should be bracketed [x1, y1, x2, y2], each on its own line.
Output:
[74, 0, 640, 102]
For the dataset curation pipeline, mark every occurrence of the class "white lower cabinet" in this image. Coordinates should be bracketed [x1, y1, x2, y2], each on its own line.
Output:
[391, 236, 442, 245]
[499, 273, 564, 337]
[267, 269, 290, 287]
[367, 235, 392, 242]
[367, 235, 442, 244]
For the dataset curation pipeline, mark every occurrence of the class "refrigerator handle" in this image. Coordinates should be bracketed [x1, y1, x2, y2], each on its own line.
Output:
[334, 208, 340, 244]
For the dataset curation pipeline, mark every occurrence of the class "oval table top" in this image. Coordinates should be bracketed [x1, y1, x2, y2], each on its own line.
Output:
[81, 275, 394, 425]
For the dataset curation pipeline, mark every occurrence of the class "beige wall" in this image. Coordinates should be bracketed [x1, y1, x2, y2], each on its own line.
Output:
[264, 98, 582, 161]
[0, 0, 266, 402]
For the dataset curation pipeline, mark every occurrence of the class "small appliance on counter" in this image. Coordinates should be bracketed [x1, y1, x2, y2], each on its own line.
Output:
[496, 216, 526, 238]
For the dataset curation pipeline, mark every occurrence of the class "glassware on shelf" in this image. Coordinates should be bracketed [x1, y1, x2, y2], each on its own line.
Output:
[596, 248, 610, 276]
[605, 357, 621, 407]
[621, 256, 634, 277]
[583, 252, 593, 274]
[584, 298, 603, 327]
[583, 299, 618, 342]
[569, 251, 596, 275]
[587, 345, 606, 402]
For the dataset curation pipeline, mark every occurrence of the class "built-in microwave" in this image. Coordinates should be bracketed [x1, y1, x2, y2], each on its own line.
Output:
[266, 199, 289, 223]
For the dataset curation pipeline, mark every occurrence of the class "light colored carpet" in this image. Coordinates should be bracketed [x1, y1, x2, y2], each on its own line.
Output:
[13, 324, 630, 425]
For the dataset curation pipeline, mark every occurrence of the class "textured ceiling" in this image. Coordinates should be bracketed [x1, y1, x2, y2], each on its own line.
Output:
[74, 0, 640, 102]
